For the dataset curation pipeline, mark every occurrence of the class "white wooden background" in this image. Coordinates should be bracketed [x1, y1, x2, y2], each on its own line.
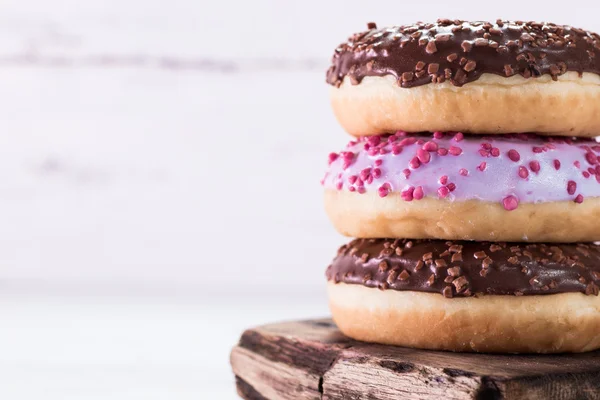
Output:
[1, 0, 600, 398]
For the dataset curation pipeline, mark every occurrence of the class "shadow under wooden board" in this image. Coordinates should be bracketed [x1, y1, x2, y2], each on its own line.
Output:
[230, 318, 600, 400]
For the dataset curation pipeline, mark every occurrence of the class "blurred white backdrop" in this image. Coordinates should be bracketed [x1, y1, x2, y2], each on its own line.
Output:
[3, 0, 600, 292]
[1, 0, 600, 398]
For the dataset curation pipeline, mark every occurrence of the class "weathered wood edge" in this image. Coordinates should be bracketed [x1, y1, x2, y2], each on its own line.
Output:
[230, 319, 600, 400]
[236, 376, 269, 400]
[230, 319, 349, 400]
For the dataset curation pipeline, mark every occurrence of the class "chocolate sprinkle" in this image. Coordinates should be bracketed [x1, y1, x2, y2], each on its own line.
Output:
[326, 238, 600, 297]
[327, 20, 600, 88]
[443, 286, 453, 298]
[399, 270, 410, 281]
[451, 253, 463, 263]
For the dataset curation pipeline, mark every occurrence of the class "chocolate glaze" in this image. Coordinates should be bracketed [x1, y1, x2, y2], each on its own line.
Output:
[326, 19, 600, 88]
[326, 238, 600, 297]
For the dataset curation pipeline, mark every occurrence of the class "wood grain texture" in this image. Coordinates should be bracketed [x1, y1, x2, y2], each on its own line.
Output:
[230, 319, 600, 400]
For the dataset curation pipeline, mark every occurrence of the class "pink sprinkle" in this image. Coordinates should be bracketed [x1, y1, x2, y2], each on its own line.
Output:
[413, 186, 424, 200]
[336, 181, 343, 190]
[459, 168, 469, 176]
[379, 148, 389, 155]
[341, 152, 355, 169]
[518, 166, 529, 179]
[437, 148, 448, 156]
[439, 175, 449, 185]
[490, 148, 500, 157]
[348, 175, 358, 184]
[546, 143, 557, 150]
[366, 175, 373, 184]
[567, 180, 577, 195]
[575, 194, 584, 203]
[349, 186, 356, 192]
[392, 145, 403, 155]
[396, 131, 407, 137]
[589, 167, 596, 175]
[583, 171, 591, 178]
[375, 159, 383, 166]
[423, 141, 439, 152]
[596, 165, 600, 175]
[416, 139, 425, 145]
[417, 148, 431, 164]
[360, 168, 371, 181]
[403, 169, 411, 179]
[453, 132, 464, 142]
[481, 143, 492, 150]
[409, 157, 421, 169]
[437, 186, 450, 198]
[586, 152, 598, 165]
[328, 153, 339, 164]
[507, 149, 520, 162]
[372, 168, 382, 178]
[502, 195, 519, 211]
[357, 186, 366, 194]
[401, 186, 414, 201]
[367, 136, 381, 146]
[529, 160, 541, 173]
[378, 184, 391, 198]
[447, 183, 456, 192]
[554, 159, 561, 170]
[532, 146, 544, 153]
[400, 137, 417, 146]
[477, 162, 487, 171]
[479, 149, 489, 157]
[387, 135, 398, 143]
[593, 145, 600, 153]
[433, 131, 444, 139]
[448, 146, 463, 156]
[574, 160, 581, 169]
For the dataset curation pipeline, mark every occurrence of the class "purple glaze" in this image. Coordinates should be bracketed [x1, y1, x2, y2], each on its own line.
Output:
[322, 133, 600, 209]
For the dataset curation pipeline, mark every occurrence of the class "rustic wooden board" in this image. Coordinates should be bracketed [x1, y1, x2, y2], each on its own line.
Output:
[230, 318, 600, 400]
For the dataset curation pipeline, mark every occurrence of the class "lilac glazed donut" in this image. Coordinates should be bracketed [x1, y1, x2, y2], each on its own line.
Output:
[322, 132, 600, 242]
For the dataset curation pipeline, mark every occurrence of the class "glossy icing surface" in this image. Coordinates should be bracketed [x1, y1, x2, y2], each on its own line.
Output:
[326, 238, 600, 297]
[327, 20, 600, 88]
[322, 132, 600, 209]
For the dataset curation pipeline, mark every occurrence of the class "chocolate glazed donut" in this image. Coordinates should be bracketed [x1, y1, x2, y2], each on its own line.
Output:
[326, 238, 600, 353]
[326, 20, 600, 136]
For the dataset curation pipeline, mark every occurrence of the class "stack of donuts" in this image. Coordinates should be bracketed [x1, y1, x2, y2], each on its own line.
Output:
[322, 19, 600, 353]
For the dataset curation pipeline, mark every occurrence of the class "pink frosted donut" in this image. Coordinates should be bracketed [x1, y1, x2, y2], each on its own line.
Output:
[322, 132, 600, 242]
